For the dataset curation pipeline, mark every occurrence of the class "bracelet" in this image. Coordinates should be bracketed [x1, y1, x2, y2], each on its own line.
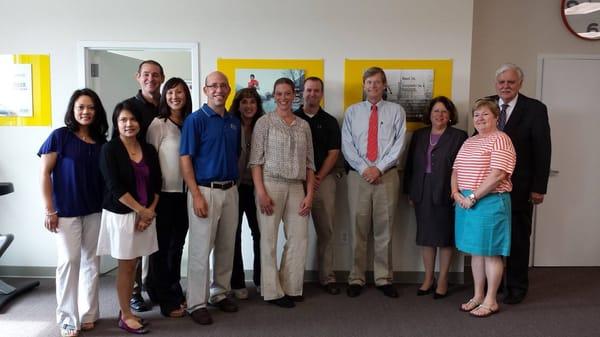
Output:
[45, 211, 58, 216]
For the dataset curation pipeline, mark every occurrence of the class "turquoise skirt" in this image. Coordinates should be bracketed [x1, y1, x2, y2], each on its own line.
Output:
[455, 190, 511, 256]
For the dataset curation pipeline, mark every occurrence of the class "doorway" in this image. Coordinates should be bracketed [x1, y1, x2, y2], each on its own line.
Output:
[77, 41, 199, 273]
[533, 55, 600, 266]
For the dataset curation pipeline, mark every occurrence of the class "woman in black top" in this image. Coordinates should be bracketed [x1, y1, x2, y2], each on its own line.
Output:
[97, 101, 161, 334]
[404, 96, 467, 299]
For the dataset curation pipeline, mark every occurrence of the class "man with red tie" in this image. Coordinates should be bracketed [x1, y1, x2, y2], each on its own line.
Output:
[341, 67, 407, 298]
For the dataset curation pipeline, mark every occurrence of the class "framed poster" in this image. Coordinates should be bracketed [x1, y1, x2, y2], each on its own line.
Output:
[344, 59, 452, 130]
[217, 59, 324, 112]
[0, 54, 51, 126]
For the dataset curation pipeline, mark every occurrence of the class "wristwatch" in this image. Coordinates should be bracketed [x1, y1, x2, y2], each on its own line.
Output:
[468, 193, 477, 204]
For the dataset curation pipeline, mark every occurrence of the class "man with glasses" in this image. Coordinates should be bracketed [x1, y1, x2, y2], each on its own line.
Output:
[180, 71, 241, 325]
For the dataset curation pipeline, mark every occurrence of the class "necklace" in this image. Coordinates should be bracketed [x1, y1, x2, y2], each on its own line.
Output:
[429, 134, 439, 146]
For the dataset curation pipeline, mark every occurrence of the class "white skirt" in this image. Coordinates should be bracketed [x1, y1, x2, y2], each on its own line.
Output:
[97, 209, 158, 260]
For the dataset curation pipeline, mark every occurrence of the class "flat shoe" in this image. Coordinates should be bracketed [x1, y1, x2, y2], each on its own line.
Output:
[118, 318, 149, 334]
[469, 304, 499, 318]
[459, 298, 482, 312]
[433, 291, 448, 299]
[168, 307, 186, 318]
[417, 278, 436, 296]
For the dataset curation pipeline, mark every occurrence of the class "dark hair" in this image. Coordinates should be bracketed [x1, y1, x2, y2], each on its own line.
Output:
[273, 77, 295, 94]
[362, 66, 387, 84]
[473, 98, 500, 118]
[423, 96, 459, 126]
[158, 77, 192, 121]
[64, 88, 109, 143]
[111, 100, 144, 139]
[303, 76, 324, 91]
[230, 88, 264, 128]
[137, 60, 164, 77]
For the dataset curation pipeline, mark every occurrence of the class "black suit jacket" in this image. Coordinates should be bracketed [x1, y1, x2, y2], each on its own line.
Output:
[403, 126, 467, 205]
[491, 94, 552, 210]
[100, 137, 162, 214]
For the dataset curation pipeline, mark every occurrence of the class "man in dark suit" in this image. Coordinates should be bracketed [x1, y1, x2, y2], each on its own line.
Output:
[491, 63, 551, 304]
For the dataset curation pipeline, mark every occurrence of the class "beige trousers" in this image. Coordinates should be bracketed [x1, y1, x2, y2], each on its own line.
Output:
[347, 170, 399, 286]
[257, 180, 309, 301]
[311, 174, 337, 285]
[186, 186, 238, 311]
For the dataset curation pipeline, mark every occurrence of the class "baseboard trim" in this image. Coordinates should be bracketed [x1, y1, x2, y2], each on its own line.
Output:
[0, 266, 55, 278]
[0, 266, 466, 284]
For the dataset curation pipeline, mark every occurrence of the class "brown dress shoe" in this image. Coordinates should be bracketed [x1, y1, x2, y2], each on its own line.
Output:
[377, 284, 398, 298]
[190, 308, 213, 325]
[211, 298, 238, 312]
[323, 283, 341, 295]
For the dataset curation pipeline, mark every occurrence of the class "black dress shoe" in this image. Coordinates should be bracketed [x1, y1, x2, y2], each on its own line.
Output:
[190, 308, 213, 325]
[323, 283, 341, 295]
[267, 296, 295, 308]
[130, 294, 149, 312]
[288, 295, 304, 302]
[346, 284, 363, 297]
[503, 293, 525, 304]
[377, 284, 399, 298]
[210, 297, 238, 312]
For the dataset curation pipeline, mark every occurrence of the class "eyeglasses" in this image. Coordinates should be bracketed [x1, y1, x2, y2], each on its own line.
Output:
[205, 83, 229, 90]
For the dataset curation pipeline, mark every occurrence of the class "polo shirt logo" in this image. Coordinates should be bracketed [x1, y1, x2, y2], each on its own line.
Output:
[230, 123, 238, 130]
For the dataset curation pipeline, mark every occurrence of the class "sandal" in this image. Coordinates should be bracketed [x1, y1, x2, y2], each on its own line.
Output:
[81, 322, 95, 331]
[168, 307, 186, 318]
[470, 304, 499, 318]
[60, 324, 79, 337]
[459, 298, 482, 312]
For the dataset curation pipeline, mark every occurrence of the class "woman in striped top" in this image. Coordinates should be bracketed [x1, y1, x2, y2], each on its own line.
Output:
[451, 98, 516, 318]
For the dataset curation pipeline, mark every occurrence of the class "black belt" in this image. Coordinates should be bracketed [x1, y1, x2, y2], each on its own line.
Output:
[198, 181, 236, 190]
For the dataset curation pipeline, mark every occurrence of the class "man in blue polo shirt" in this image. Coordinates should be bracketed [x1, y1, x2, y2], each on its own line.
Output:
[180, 71, 241, 325]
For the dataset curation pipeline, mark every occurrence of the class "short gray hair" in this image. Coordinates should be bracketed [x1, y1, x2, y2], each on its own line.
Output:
[495, 63, 524, 82]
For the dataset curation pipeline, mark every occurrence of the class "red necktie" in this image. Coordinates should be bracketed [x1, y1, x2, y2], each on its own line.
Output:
[367, 104, 378, 162]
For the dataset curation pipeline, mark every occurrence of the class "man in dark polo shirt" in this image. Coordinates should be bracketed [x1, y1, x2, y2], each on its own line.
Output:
[125, 60, 165, 140]
[180, 71, 241, 325]
[294, 77, 342, 295]
[125, 60, 165, 312]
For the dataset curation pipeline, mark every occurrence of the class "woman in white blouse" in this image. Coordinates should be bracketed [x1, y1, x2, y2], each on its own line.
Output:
[145, 77, 192, 318]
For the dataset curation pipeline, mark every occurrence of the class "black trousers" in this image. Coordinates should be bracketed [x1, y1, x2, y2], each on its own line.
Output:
[231, 183, 261, 289]
[147, 192, 189, 315]
[505, 203, 533, 297]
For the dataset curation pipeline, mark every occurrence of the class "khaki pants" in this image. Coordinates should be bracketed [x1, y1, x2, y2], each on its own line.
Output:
[186, 186, 238, 311]
[347, 170, 399, 286]
[257, 180, 309, 301]
[311, 174, 337, 285]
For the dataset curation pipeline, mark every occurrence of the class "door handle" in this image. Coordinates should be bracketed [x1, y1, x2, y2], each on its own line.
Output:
[550, 169, 559, 176]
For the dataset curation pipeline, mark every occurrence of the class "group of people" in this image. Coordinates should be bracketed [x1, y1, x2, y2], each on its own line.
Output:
[39, 60, 550, 336]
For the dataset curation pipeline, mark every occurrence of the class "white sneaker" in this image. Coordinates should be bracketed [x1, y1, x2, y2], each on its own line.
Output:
[232, 288, 248, 300]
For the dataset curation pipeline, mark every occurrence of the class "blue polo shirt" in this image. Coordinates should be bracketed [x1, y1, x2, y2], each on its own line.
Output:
[180, 104, 240, 184]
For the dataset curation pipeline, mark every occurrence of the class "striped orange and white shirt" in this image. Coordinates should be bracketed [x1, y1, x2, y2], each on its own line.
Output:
[453, 131, 516, 193]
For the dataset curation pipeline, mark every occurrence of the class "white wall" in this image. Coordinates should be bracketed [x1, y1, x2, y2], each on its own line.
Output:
[0, 0, 474, 274]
